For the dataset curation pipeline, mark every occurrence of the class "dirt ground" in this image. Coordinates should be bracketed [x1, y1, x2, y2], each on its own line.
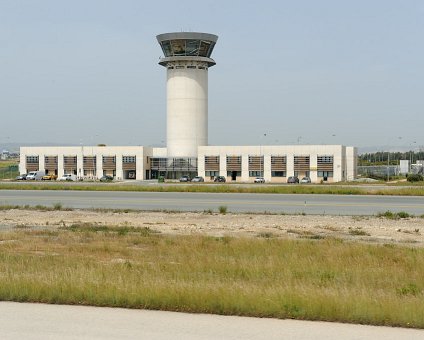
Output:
[2, 209, 424, 247]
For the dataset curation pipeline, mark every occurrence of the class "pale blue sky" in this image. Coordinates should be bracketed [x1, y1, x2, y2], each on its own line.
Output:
[1, 0, 423, 149]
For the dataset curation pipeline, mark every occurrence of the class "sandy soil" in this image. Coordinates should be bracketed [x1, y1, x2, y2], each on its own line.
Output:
[1, 209, 424, 246]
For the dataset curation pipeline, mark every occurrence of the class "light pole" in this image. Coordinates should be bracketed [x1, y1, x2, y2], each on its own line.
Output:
[386, 136, 402, 181]
[260, 133, 267, 177]
[410, 141, 417, 165]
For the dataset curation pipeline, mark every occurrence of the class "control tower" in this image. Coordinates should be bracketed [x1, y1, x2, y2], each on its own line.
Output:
[157, 32, 218, 158]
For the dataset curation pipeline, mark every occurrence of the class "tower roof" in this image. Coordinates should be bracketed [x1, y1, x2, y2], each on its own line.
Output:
[156, 32, 218, 59]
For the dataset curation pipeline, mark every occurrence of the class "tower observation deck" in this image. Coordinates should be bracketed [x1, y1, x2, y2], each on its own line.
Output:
[157, 32, 218, 158]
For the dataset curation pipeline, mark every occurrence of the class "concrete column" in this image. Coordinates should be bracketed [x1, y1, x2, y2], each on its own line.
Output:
[197, 155, 205, 178]
[19, 152, 26, 174]
[241, 155, 249, 182]
[39, 154, 45, 174]
[287, 154, 294, 178]
[116, 155, 123, 181]
[77, 148, 83, 180]
[166, 66, 208, 158]
[333, 152, 343, 182]
[310, 154, 318, 183]
[136, 152, 144, 180]
[264, 154, 271, 182]
[219, 153, 226, 177]
[96, 155, 103, 179]
[58, 155, 64, 177]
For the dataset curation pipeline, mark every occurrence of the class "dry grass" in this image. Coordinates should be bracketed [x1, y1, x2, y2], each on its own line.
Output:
[0, 227, 423, 328]
[1, 182, 424, 196]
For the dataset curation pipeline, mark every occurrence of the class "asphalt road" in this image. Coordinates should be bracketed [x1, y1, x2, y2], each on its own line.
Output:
[1, 302, 422, 340]
[0, 190, 423, 215]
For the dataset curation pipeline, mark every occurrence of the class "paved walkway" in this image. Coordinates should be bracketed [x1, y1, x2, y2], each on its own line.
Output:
[0, 302, 423, 339]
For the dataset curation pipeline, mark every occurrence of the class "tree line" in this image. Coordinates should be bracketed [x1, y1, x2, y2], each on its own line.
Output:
[358, 151, 424, 166]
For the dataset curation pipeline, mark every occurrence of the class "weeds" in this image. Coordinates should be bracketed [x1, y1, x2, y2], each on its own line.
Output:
[2, 182, 424, 196]
[257, 232, 275, 238]
[348, 228, 371, 236]
[377, 211, 412, 220]
[61, 223, 159, 236]
[218, 205, 228, 214]
[53, 202, 63, 210]
[396, 283, 421, 297]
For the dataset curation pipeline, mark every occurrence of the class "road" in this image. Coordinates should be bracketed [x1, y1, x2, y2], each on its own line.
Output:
[0, 190, 424, 215]
[0, 302, 422, 340]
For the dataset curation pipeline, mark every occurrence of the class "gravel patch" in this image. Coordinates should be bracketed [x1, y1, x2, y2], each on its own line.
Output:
[1, 209, 423, 246]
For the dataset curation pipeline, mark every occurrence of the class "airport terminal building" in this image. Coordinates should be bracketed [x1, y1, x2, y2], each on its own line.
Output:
[20, 32, 357, 183]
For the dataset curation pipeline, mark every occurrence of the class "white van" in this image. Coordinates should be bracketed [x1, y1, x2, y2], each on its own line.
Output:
[26, 171, 45, 180]
[58, 174, 77, 181]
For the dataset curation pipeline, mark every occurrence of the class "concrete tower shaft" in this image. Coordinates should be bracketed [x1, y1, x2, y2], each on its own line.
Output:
[157, 32, 218, 158]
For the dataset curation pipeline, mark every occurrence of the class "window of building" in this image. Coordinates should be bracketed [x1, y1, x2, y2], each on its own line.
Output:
[26, 156, 39, 163]
[227, 171, 241, 177]
[248, 156, 263, 172]
[249, 171, 262, 177]
[318, 171, 333, 177]
[271, 171, 286, 177]
[123, 156, 136, 163]
[187, 65, 196, 69]
[102, 156, 116, 163]
[226, 156, 242, 171]
[318, 155, 333, 163]
[205, 156, 220, 171]
[205, 171, 219, 177]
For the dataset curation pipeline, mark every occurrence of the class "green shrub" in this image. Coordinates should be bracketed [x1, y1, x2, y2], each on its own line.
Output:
[218, 205, 228, 214]
[53, 202, 63, 210]
[407, 174, 423, 182]
[397, 211, 411, 219]
[377, 211, 411, 220]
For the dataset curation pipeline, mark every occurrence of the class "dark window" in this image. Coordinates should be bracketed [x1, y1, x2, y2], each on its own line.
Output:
[271, 171, 286, 177]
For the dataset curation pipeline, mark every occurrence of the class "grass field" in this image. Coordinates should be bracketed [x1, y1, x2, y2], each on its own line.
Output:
[1, 181, 424, 196]
[0, 225, 423, 328]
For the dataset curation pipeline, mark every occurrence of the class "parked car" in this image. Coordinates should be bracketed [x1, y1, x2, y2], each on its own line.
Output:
[179, 175, 191, 182]
[214, 176, 226, 183]
[42, 174, 57, 181]
[191, 176, 204, 182]
[58, 174, 77, 181]
[254, 177, 265, 183]
[26, 171, 45, 180]
[100, 175, 114, 182]
[287, 176, 299, 184]
[15, 174, 27, 180]
[300, 177, 311, 183]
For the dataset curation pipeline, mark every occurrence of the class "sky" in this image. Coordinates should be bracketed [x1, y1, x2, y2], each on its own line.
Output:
[1, 0, 423, 150]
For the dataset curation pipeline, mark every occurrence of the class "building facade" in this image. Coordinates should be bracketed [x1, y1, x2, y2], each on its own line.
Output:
[19, 32, 358, 183]
[19, 144, 357, 183]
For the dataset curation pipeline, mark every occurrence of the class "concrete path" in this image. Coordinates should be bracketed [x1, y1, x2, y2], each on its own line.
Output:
[0, 302, 423, 340]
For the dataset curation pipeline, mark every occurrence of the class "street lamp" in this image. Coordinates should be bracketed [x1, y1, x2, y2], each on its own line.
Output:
[387, 136, 402, 181]
[260, 133, 267, 177]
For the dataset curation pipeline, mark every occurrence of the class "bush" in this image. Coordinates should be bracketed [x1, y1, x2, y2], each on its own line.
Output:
[407, 174, 423, 182]
[218, 205, 228, 214]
